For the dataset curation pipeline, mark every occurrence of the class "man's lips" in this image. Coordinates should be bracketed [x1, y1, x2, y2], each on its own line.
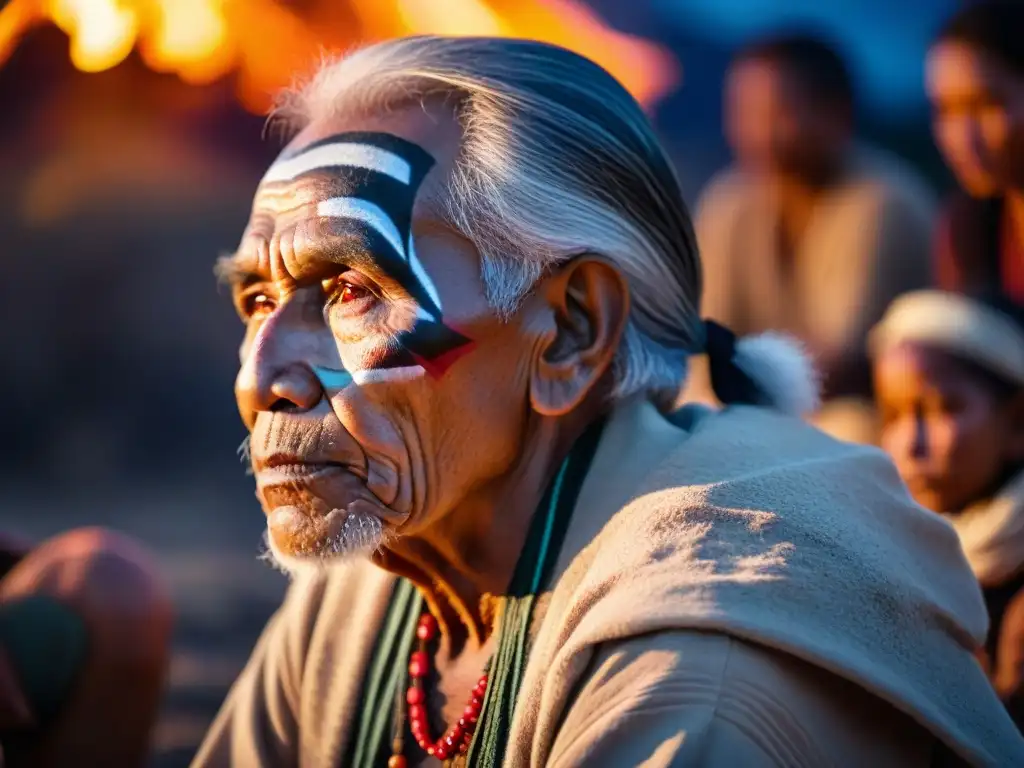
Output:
[253, 454, 365, 484]
[254, 453, 340, 470]
[252, 456, 371, 515]
[253, 463, 341, 489]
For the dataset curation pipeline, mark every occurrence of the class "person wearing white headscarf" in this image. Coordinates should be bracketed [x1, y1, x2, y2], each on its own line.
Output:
[872, 290, 1024, 727]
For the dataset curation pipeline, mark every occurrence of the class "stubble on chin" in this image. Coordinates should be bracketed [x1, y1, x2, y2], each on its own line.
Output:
[260, 506, 387, 580]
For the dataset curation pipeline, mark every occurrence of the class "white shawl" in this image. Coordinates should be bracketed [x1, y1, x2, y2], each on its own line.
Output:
[947, 471, 1024, 587]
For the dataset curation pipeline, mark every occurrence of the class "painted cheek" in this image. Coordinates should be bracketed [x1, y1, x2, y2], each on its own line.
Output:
[312, 365, 353, 390]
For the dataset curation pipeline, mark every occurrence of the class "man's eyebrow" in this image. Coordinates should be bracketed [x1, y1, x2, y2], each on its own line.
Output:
[213, 231, 398, 288]
[214, 252, 259, 288]
[309, 233, 389, 278]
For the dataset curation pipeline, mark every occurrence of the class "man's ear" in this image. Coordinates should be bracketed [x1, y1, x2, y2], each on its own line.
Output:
[529, 257, 629, 417]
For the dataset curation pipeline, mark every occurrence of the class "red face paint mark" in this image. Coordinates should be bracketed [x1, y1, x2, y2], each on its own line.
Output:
[273, 131, 477, 379]
[411, 341, 476, 379]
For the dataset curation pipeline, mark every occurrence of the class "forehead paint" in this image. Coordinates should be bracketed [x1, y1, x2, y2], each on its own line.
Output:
[261, 142, 412, 186]
[262, 132, 474, 382]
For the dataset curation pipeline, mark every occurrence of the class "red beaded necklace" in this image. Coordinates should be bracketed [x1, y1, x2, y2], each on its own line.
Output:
[363, 419, 605, 768]
[389, 613, 490, 765]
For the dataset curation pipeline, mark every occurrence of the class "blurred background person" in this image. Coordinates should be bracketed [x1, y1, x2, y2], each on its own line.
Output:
[871, 290, 1024, 728]
[685, 33, 936, 444]
[0, 528, 172, 767]
[928, 0, 1024, 307]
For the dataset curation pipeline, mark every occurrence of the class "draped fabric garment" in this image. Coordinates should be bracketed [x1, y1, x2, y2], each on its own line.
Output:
[193, 399, 1023, 767]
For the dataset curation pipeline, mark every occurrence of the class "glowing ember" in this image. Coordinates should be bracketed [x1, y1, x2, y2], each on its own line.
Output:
[0, 0, 678, 111]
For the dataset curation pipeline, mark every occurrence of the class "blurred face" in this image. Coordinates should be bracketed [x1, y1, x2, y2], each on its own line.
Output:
[223, 105, 549, 568]
[927, 41, 1024, 196]
[725, 58, 847, 181]
[875, 342, 1021, 513]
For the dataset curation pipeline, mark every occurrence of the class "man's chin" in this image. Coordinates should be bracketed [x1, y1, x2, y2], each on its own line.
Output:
[261, 530, 352, 580]
[261, 505, 385, 579]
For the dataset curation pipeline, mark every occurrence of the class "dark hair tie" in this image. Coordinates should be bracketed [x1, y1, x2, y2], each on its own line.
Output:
[704, 319, 763, 406]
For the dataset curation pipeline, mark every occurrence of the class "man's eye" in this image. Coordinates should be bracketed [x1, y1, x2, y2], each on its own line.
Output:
[338, 283, 368, 303]
[324, 277, 371, 307]
[241, 291, 275, 318]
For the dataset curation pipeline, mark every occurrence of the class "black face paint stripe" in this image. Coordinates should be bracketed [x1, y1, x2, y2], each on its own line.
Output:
[315, 222, 442, 317]
[270, 131, 474, 378]
[282, 132, 436, 165]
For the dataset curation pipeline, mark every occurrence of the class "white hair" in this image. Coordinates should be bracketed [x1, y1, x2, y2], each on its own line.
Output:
[274, 36, 818, 414]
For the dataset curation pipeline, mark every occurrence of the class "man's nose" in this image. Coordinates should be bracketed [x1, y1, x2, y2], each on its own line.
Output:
[235, 314, 325, 430]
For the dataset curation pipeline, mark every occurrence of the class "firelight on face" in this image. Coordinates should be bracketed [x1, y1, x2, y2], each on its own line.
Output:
[227, 128, 488, 569]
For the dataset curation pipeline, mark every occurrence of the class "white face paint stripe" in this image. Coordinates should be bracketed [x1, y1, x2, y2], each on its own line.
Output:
[316, 199, 445, 314]
[351, 367, 426, 384]
[273, 141, 446, 318]
[262, 143, 412, 186]
[312, 363, 427, 389]
[406, 237, 442, 309]
[270, 136, 458, 379]
[317, 197, 406, 263]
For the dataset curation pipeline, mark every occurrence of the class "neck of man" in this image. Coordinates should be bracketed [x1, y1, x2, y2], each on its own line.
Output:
[374, 409, 596, 656]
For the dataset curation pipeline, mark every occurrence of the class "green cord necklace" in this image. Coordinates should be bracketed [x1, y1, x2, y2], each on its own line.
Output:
[344, 417, 606, 767]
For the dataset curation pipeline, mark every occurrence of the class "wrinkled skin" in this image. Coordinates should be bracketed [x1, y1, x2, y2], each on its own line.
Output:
[875, 342, 1024, 514]
[224, 100, 630, 735]
[927, 41, 1024, 198]
[223, 100, 629, 654]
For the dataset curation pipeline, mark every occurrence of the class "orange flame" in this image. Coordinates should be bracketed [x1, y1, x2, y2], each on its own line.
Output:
[47, 0, 138, 73]
[0, 0, 678, 112]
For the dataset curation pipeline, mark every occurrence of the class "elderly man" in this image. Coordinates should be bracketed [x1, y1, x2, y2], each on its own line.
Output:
[196, 36, 1022, 767]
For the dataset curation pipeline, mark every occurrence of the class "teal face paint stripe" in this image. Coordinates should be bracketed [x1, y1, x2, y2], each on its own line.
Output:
[312, 365, 353, 390]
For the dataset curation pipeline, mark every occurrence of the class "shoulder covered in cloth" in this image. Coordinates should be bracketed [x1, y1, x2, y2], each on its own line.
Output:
[516, 399, 1017, 767]
[194, 399, 1023, 768]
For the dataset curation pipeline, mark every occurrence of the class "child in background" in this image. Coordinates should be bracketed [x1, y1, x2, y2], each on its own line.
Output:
[871, 290, 1024, 726]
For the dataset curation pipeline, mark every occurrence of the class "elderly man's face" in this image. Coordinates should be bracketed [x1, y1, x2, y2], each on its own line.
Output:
[223, 105, 547, 566]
